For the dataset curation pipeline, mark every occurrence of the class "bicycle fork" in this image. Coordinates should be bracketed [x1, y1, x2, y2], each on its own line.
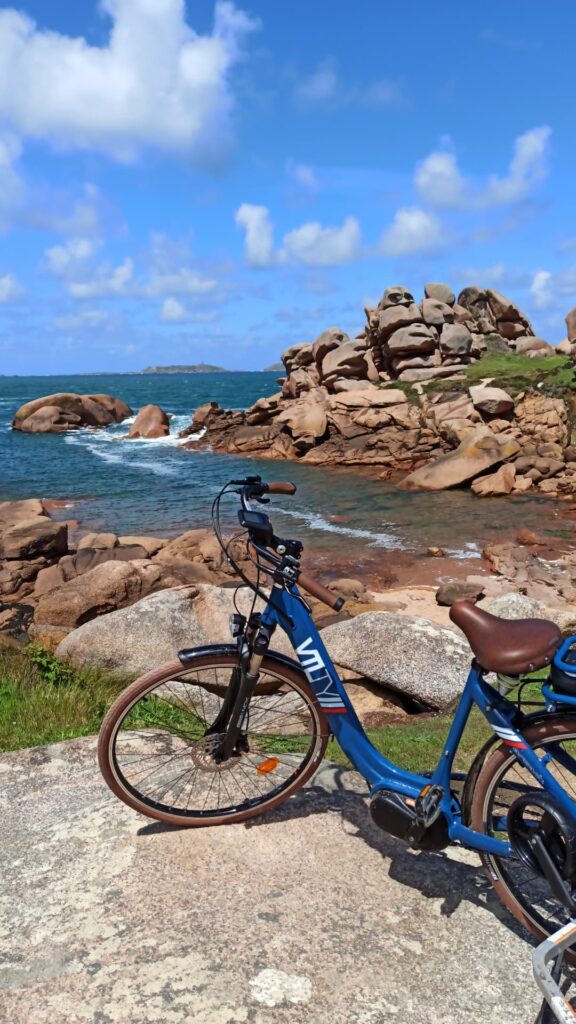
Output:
[208, 615, 276, 762]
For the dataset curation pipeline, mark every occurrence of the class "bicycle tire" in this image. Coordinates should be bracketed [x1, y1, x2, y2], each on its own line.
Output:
[98, 652, 329, 827]
[470, 716, 576, 944]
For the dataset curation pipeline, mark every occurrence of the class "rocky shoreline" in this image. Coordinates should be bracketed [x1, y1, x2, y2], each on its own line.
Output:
[3, 492, 576, 724]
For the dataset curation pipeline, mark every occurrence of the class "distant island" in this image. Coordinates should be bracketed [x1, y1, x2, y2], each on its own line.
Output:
[263, 362, 283, 372]
[141, 364, 228, 374]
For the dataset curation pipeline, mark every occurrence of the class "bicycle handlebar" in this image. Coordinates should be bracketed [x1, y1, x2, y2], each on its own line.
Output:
[298, 572, 345, 612]
[266, 481, 297, 495]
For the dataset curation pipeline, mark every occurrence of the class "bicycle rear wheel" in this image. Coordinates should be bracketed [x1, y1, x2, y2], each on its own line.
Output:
[98, 652, 329, 827]
[470, 717, 576, 943]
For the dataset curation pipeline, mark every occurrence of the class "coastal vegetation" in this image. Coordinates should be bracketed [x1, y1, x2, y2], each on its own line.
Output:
[0, 640, 496, 771]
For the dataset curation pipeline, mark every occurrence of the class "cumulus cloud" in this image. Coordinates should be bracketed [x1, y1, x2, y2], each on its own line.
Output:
[0, 0, 258, 161]
[44, 237, 100, 275]
[236, 204, 361, 267]
[415, 127, 552, 209]
[280, 216, 361, 266]
[0, 272, 24, 302]
[160, 297, 218, 323]
[380, 208, 445, 256]
[235, 204, 276, 267]
[68, 258, 134, 299]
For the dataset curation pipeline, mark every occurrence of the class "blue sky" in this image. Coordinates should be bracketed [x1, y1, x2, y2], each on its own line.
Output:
[0, 0, 575, 373]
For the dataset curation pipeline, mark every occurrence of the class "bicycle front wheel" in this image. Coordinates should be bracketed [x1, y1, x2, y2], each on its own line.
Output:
[98, 652, 329, 827]
[470, 716, 576, 942]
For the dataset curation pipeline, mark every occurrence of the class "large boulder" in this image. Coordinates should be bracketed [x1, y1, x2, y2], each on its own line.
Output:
[55, 584, 290, 675]
[376, 304, 422, 340]
[439, 323, 472, 356]
[469, 385, 515, 416]
[0, 517, 68, 561]
[420, 298, 454, 328]
[387, 324, 437, 356]
[424, 282, 455, 305]
[403, 428, 520, 491]
[471, 464, 516, 496]
[128, 404, 170, 439]
[320, 339, 369, 387]
[277, 396, 328, 451]
[311, 328, 348, 367]
[321, 612, 470, 709]
[34, 560, 164, 629]
[281, 343, 314, 375]
[12, 393, 132, 432]
[566, 306, 576, 345]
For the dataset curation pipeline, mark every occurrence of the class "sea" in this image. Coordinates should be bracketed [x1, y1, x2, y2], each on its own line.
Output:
[0, 372, 568, 580]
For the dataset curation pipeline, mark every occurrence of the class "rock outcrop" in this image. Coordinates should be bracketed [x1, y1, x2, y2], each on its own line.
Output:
[183, 279, 575, 496]
[128, 404, 170, 439]
[12, 393, 132, 433]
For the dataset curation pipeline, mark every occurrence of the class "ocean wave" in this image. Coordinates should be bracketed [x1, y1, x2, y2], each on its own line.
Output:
[444, 542, 481, 559]
[274, 506, 402, 549]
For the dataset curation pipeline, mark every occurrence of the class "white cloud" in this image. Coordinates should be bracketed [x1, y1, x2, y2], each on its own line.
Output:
[236, 204, 361, 267]
[529, 267, 576, 312]
[235, 203, 276, 267]
[414, 151, 466, 208]
[281, 216, 361, 266]
[295, 59, 403, 108]
[144, 268, 216, 298]
[44, 237, 100, 275]
[0, 272, 23, 302]
[415, 126, 552, 209]
[68, 258, 134, 299]
[380, 208, 445, 256]
[160, 297, 218, 323]
[0, 0, 258, 161]
[161, 297, 188, 322]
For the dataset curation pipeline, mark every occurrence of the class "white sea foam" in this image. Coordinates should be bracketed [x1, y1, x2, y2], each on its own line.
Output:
[275, 506, 402, 549]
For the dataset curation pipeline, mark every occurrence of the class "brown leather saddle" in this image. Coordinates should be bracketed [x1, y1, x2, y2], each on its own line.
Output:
[449, 600, 562, 676]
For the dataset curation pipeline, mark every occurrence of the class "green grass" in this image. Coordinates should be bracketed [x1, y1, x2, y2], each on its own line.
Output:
[0, 643, 128, 752]
[0, 643, 548, 779]
[382, 352, 576, 404]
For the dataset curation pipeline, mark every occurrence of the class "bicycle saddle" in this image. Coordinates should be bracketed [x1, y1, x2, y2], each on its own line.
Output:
[449, 601, 562, 675]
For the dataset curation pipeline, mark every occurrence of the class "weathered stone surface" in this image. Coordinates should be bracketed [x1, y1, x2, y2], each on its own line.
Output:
[12, 393, 132, 432]
[377, 284, 414, 309]
[35, 560, 164, 629]
[277, 396, 328, 451]
[56, 584, 288, 674]
[128, 404, 170, 439]
[420, 298, 454, 327]
[320, 340, 368, 386]
[376, 304, 422, 340]
[0, 518, 68, 562]
[0, 737, 538, 1024]
[436, 580, 486, 606]
[486, 288, 533, 329]
[469, 385, 515, 416]
[311, 327, 348, 367]
[330, 386, 407, 409]
[439, 323, 472, 356]
[321, 612, 470, 709]
[403, 429, 520, 491]
[566, 306, 576, 344]
[471, 464, 516, 497]
[281, 342, 314, 374]
[387, 324, 437, 355]
[77, 532, 118, 550]
[424, 282, 455, 305]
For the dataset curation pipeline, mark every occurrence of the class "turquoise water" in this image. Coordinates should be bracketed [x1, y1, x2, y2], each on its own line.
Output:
[0, 372, 565, 573]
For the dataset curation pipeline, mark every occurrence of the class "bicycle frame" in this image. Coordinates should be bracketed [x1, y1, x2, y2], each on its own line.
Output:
[260, 582, 576, 860]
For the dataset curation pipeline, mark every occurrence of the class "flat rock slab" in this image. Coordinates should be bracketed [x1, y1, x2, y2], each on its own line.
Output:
[1, 738, 540, 1024]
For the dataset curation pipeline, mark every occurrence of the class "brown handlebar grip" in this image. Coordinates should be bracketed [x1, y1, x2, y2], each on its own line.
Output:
[298, 572, 345, 612]
[267, 481, 297, 495]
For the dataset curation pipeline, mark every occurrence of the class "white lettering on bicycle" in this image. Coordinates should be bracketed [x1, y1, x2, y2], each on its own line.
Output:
[296, 637, 346, 712]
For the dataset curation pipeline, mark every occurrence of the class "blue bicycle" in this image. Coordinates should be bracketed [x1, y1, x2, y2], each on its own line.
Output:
[98, 475, 576, 947]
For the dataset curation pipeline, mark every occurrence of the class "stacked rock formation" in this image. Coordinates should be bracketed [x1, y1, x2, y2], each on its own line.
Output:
[361, 283, 545, 383]
[185, 280, 576, 497]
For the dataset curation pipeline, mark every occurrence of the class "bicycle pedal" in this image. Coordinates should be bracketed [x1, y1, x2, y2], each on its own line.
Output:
[415, 784, 444, 827]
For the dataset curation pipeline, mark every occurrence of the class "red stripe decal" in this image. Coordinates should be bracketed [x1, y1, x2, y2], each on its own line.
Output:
[503, 740, 526, 748]
[322, 708, 347, 714]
